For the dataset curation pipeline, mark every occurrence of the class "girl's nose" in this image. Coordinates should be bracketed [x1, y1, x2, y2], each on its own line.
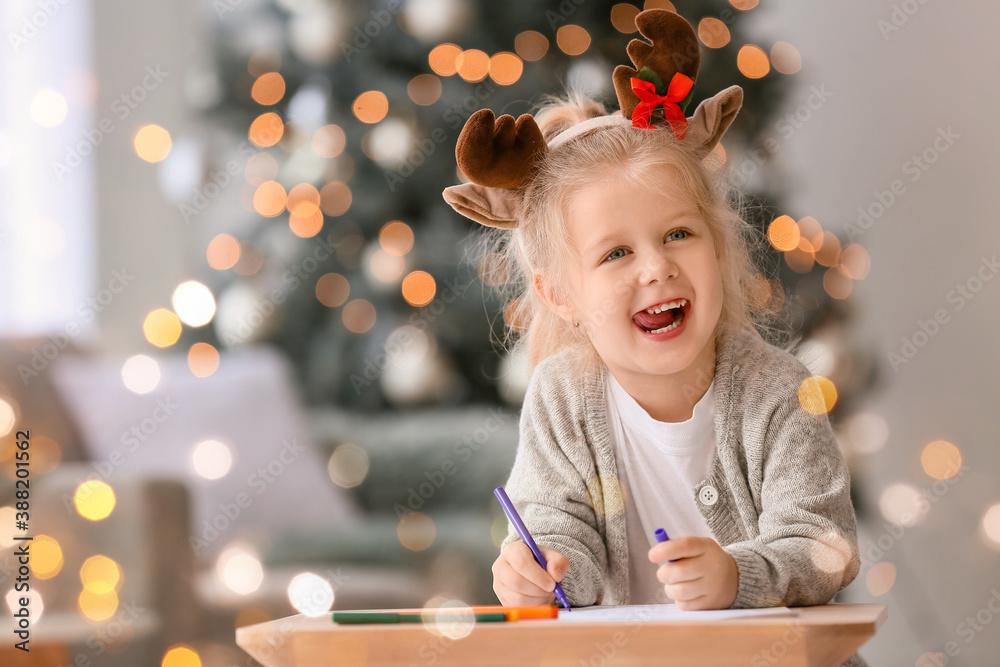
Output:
[637, 249, 679, 283]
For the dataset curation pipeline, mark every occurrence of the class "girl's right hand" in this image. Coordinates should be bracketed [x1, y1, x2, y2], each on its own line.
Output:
[492, 541, 570, 606]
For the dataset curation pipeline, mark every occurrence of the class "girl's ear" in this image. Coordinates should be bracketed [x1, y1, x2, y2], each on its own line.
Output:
[532, 271, 577, 324]
[442, 183, 525, 229]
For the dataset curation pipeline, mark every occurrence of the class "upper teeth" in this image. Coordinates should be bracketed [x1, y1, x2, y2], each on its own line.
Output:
[645, 299, 687, 314]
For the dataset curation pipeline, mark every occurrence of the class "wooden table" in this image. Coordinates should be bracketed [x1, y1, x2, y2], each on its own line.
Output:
[236, 603, 887, 667]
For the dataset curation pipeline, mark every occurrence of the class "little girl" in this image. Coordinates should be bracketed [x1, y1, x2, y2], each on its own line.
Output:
[443, 9, 864, 666]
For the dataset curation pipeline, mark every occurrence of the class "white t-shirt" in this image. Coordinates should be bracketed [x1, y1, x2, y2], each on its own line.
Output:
[605, 371, 718, 604]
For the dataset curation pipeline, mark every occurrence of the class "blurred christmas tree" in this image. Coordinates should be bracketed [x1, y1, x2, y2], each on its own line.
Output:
[172, 0, 877, 419]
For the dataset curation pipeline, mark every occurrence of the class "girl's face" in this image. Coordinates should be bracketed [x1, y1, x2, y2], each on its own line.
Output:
[542, 173, 724, 386]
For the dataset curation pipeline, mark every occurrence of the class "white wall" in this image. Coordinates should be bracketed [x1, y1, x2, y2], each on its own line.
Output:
[749, 1, 1000, 663]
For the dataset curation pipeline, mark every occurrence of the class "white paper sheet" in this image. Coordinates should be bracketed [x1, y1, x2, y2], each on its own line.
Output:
[557, 603, 799, 622]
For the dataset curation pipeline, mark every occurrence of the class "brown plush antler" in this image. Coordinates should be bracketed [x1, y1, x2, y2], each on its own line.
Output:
[454, 109, 547, 189]
[613, 9, 701, 121]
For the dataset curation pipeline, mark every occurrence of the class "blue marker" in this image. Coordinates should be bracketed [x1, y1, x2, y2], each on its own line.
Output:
[494, 486, 571, 611]
[654, 527, 679, 562]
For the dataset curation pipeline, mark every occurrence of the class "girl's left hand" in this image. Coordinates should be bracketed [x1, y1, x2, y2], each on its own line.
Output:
[647, 536, 739, 610]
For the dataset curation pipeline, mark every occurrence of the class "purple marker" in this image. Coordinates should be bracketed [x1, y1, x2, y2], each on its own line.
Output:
[654, 527, 679, 562]
[494, 486, 571, 611]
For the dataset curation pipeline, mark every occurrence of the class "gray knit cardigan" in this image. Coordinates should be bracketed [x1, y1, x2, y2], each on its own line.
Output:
[500, 323, 868, 667]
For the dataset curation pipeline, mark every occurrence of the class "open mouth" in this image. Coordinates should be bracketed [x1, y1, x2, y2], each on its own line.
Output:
[632, 298, 689, 335]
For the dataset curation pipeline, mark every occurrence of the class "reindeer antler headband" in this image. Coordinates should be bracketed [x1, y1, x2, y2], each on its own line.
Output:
[441, 8, 744, 229]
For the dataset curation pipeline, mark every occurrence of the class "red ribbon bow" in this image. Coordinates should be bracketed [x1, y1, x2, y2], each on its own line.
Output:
[630, 72, 694, 139]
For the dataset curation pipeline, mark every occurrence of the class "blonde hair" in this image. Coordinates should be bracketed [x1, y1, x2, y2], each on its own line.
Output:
[467, 88, 790, 380]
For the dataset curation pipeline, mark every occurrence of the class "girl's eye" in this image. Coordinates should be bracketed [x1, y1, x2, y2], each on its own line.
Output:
[602, 230, 690, 263]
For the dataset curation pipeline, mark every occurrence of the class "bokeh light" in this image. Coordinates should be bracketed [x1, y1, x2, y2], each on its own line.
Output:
[814, 231, 842, 267]
[207, 234, 241, 270]
[698, 17, 731, 48]
[188, 342, 221, 378]
[288, 572, 335, 617]
[823, 266, 852, 299]
[30, 89, 68, 127]
[0, 399, 15, 437]
[172, 281, 217, 327]
[488, 52, 523, 85]
[312, 124, 346, 158]
[162, 645, 202, 667]
[866, 562, 896, 597]
[380, 221, 414, 256]
[797, 376, 837, 415]
[134, 124, 172, 162]
[290, 209, 324, 238]
[456, 49, 490, 82]
[251, 72, 286, 105]
[611, 4, 640, 33]
[244, 152, 278, 185]
[398, 512, 436, 551]
[839, 244, 871, 280]
[771, 41, 802, 74]
[767, 215, 800, 251]
[217, 547, 264, 595]
[736, 44, 769, 79]
[514, 31, 549, 61]
[796, 216, 824, 252]
[319, 181, 352, 216]
[80, 555, 122, 594]
[408, 74, 443, 105]
[556, 25, 591, 56]
[253, 180, 287, 217]
[316, 273, 350, 308]
[122, 354, 161, 394]
[920, 440, 962, 480]
[402, 271, 436, 307]
[249, 112, 284, 147]
[843, 412, 890, 454]
[982, 503, 1000, 549]
[353, 91, 389, 123]
[191, 439, 234, 480]
[428, 43, 462, 75]
[143, 308, 183, 348]
[784, 247, 814, 273]
[879, 483, 928, 527]
[79, 587, 118, 622]
[31, 535, 64, 579]
[74, 480, 116, 521]
[327, 443, 370, 488]
[342, 300, 376, 333]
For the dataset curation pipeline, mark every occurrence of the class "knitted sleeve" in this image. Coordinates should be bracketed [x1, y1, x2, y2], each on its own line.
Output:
[723, 361, 861, 609]
[499, 360, 608, 607]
